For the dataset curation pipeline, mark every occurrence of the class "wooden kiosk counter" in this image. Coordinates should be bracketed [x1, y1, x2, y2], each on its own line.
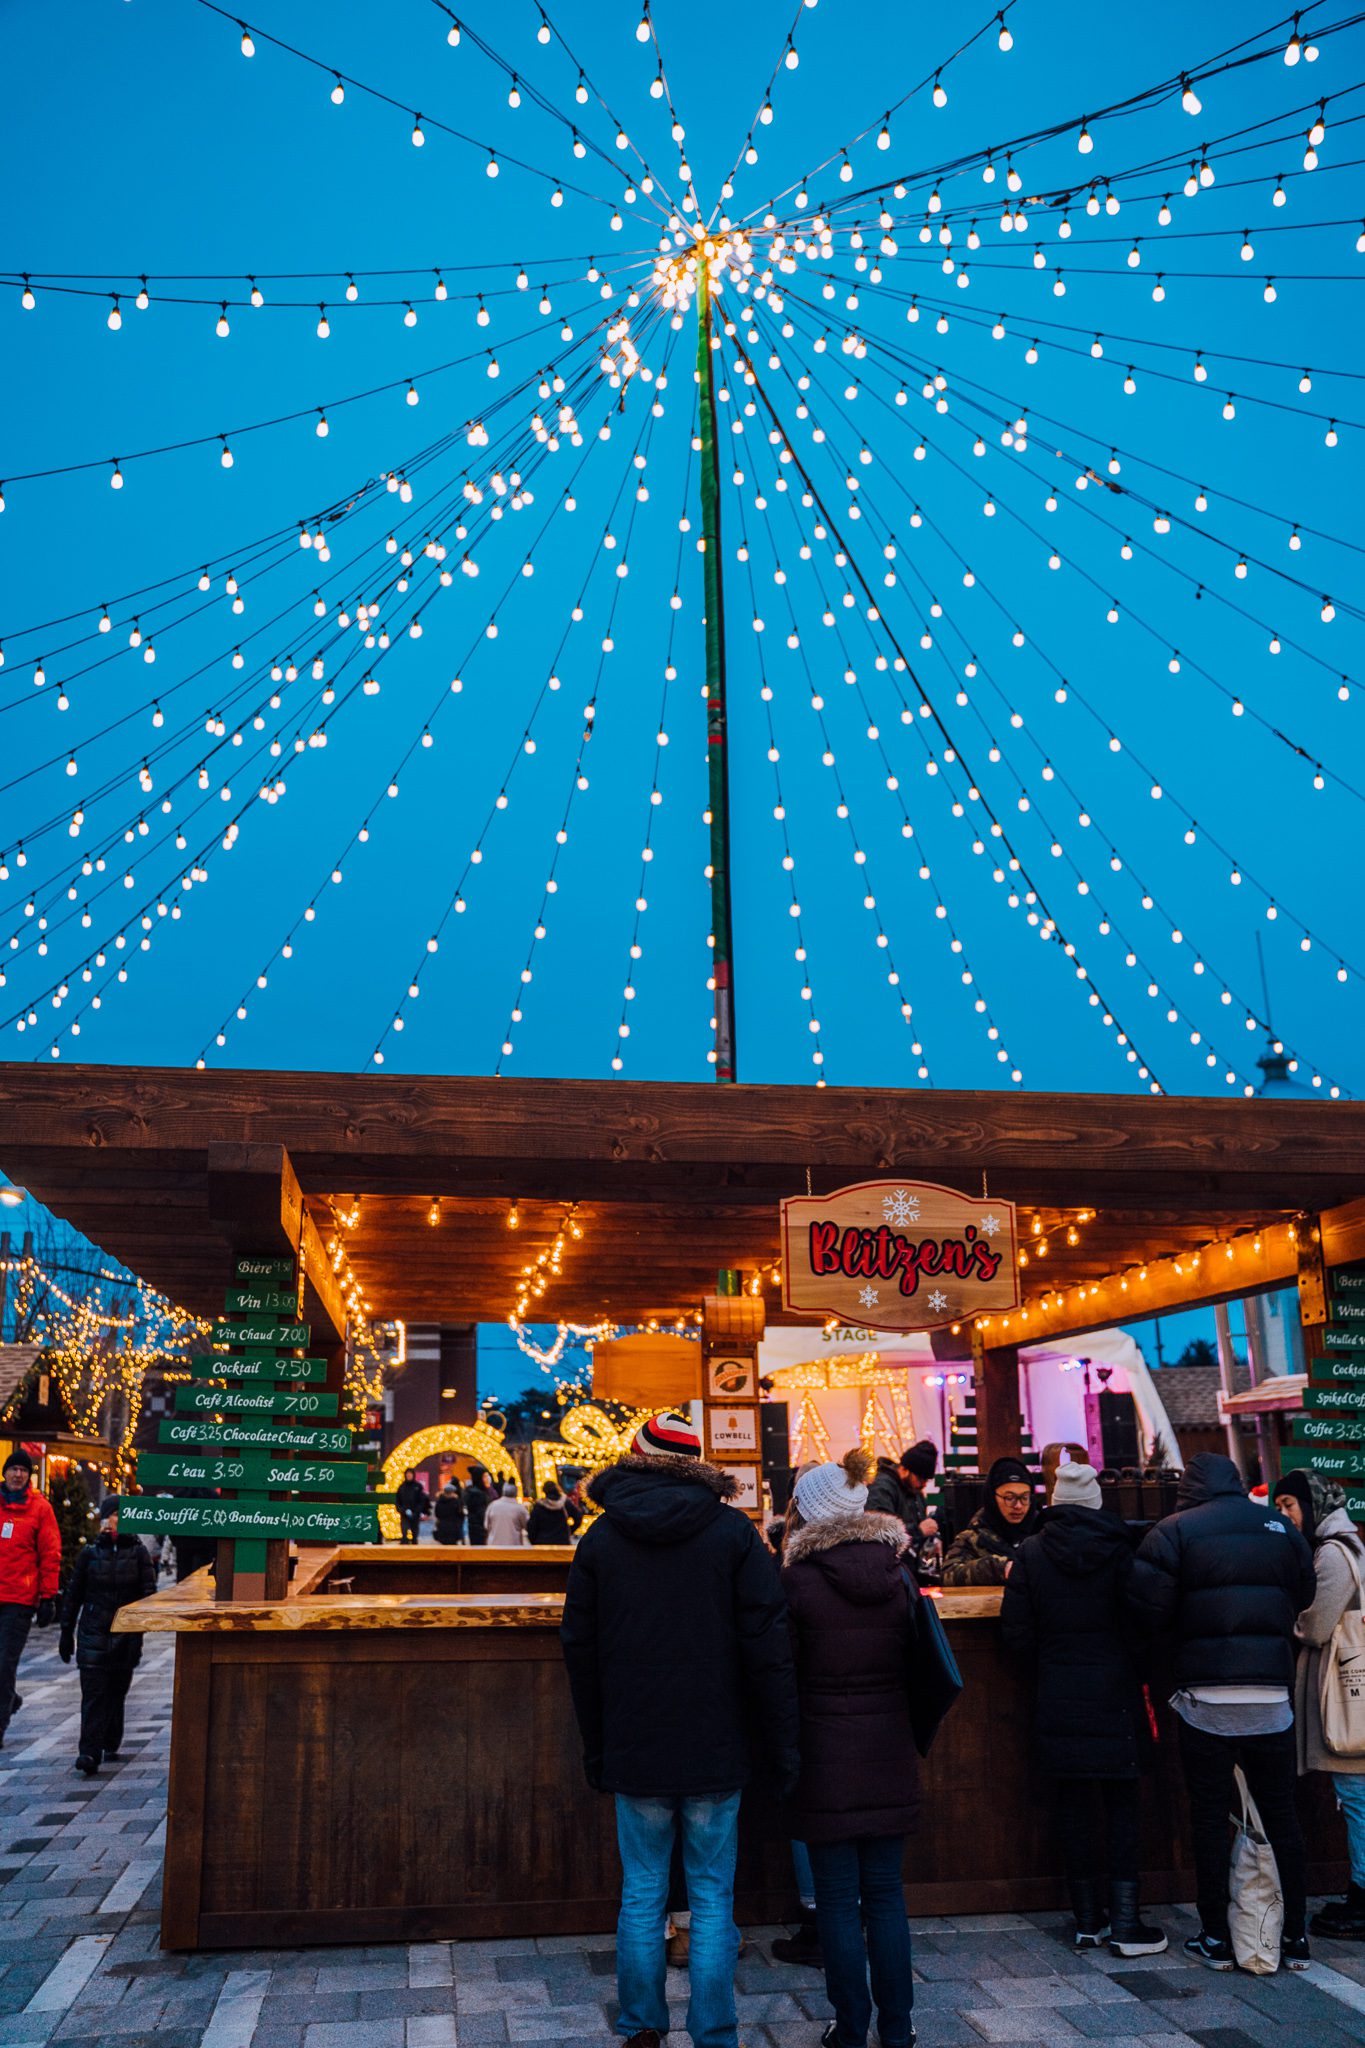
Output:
[4, 1064, 1364, 1951]
[122, 1553, 1346, 1951]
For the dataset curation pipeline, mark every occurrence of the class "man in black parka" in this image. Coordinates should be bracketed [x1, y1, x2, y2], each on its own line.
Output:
[1129, 1451, 1315, 1971]
[560, 1411, 799, 2048]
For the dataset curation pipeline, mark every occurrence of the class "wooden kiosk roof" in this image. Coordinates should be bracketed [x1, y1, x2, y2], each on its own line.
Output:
[0, 1062, 1362, 1345]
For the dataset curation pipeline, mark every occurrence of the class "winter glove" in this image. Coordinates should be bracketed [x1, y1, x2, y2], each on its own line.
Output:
[58, 1633, 74, 1664]
[34, 1597, 57, 1628]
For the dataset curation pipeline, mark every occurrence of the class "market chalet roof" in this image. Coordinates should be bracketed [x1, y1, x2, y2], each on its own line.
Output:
[0, 1062, 1362, 1343]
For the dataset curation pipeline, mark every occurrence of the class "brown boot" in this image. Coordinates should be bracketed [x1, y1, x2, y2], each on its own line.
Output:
[664, 1926, 689, 1968]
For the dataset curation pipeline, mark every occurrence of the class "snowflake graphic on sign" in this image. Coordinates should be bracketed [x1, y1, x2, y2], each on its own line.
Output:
[927, 1288, 949, 1313]
[882, 1188, 921, 1227]
[979, 1212, 1003, 1237]
[858, 1284, 880, 1309]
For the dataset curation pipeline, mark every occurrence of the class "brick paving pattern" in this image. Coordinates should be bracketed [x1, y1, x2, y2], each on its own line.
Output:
[4, 1631, 1365, 2046]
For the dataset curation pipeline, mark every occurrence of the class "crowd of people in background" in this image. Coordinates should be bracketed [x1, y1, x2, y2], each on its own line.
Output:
[560, 1417, 1365, 2048]
[395, 1463, 588, 1546]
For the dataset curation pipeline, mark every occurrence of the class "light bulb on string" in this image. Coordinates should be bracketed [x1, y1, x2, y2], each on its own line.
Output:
[215, 303, 230, 337]
[997, 11, 1013, 50]
[135, 278, 149, 309]
[330, 73, 344, 103]
[316, 305, 330, 337]
[412, 114, 425, 146]
[107, 296, 122, 331]
[239, 24, 254, 57]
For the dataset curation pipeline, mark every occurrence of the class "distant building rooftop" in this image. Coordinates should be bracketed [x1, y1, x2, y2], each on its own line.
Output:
[1151, 1363, 1251, 1429]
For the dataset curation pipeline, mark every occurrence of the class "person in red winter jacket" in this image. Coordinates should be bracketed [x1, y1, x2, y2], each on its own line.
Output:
[0, 1446, 62, 1745]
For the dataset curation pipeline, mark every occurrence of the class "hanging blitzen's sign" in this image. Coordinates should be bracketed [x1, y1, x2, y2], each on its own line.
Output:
[780, 1179, 1020, 1331]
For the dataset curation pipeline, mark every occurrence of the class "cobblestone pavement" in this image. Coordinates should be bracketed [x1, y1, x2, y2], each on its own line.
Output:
[5, 1630, 1365, 2047]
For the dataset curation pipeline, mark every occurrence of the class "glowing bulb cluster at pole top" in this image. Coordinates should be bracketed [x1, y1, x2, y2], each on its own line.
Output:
[651, 229, 758, 316]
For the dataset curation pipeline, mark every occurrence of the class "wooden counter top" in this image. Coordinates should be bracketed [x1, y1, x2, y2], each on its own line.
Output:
[116, 1558, 1004, 1633]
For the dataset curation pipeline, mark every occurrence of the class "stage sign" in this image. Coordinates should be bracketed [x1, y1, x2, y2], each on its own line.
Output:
[780, 1178, 1019, 1331]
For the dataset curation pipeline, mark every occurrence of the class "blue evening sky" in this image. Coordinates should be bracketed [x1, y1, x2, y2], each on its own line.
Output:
[3, 0, 1360, 1097]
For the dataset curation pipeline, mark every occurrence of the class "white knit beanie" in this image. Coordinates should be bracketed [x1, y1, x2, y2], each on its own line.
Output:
[1051, 1461, 1102, 1511]
[794, 1460, 869, 1523]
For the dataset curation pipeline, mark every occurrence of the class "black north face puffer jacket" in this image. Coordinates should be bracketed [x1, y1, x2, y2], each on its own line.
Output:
[1128, 1453, 1314, 1688]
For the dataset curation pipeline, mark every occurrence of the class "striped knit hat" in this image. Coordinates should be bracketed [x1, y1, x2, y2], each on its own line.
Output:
[632, 1412, 702, 1459]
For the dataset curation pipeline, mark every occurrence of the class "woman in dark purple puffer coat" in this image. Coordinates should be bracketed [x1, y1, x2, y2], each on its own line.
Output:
[782, 1449, 920, 2048]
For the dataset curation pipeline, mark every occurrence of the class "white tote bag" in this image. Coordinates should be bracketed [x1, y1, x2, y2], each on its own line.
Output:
[1320, 1539, 1365, 1758]
[1228, 1766, 1283, 1975]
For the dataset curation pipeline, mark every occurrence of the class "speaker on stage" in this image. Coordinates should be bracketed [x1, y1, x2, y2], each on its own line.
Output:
[760, 1401, 790, 1473]
[767, 1465, 796, 1514]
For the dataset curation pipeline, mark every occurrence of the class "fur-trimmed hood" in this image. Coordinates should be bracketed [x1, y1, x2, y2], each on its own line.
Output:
[783, 1510, 908, 1568]
[588, 1453, 737, 1547]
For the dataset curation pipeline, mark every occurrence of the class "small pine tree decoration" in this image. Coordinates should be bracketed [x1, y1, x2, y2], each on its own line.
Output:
[47, 1464, 96, 1582]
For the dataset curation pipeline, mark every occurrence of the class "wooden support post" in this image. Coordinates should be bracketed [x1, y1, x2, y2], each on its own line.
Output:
[1213, 1300, 1250, 1481]
[971, 1327, 1023, 1470]
[206, 1142, 347, 1601]
[700, 1277, 765, 1522]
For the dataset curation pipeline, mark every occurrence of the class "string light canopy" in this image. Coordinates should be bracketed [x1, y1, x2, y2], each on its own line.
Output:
[1, 0, 1360, 1104]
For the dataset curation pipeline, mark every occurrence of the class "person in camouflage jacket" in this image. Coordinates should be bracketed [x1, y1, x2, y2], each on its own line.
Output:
[942, 1457, 1039, 1586]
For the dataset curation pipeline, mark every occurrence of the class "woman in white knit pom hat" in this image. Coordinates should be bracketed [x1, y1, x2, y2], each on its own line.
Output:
[782, 1448, 923, 2048]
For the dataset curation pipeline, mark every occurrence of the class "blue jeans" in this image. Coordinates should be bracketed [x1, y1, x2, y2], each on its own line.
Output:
[1333, 1774, 1365, 1886]
[0, 1603, 33, 1736]
[614, 1792, 741, 2048]
[808, 1835, 914, 2048]
[791, 1837, 816, 1910]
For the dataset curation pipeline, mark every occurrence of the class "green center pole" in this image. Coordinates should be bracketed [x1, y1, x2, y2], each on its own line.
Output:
[697, 264, 737, 1083]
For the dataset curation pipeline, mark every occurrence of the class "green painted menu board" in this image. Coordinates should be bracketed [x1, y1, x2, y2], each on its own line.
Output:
[212, 1319, 311, 1348]
[122, 1249, 381, 1585]
[188, 1353, 329, 1383]
[1299, 1266, 1365, 1527]
[119, 1497, 381, 1542]
[174, 1385, 340, 1417]
[1294, 1414, 1365, 1445]
[158, 1418, 354, 1455]
[137, 1450, 371, 1494]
